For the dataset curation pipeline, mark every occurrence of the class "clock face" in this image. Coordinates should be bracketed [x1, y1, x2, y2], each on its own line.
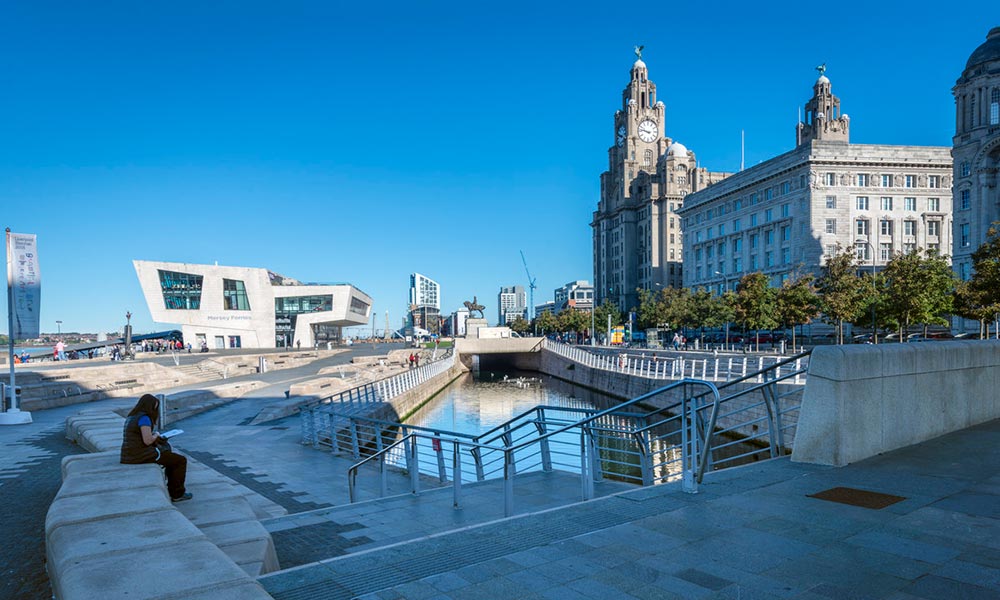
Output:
[616, 126, 626, 147]
[638, 119, 658, 142]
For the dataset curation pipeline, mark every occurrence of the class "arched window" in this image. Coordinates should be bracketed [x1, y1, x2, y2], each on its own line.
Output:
[991, 88, 999, 126]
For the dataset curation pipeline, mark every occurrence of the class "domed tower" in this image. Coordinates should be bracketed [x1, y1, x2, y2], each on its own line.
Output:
[796, 67, 850, 146]
[952, 26, 1000, 285]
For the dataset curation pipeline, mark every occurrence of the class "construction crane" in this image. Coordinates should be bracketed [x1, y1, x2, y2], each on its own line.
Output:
[520, 250, 537, 321]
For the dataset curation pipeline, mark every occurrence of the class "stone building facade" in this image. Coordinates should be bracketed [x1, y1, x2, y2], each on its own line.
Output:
[592, 55, 730, 312]
[952, 27, 1000, 285]
[678, 74, 952, 292]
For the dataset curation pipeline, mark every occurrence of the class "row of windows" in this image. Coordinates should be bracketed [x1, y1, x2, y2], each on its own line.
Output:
[851, 219, 941, 237]
[853, 196, 940, 211]
[692, 248, 792, 279]
[693, 226, 791, 261]
[691, 204, 790, 238]
[959, 87, 1000, 132]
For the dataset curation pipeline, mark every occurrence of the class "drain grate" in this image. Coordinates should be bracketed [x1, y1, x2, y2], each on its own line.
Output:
[807, 486, 906, 510]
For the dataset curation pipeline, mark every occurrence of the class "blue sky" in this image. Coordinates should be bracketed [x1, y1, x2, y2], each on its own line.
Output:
[2, 1, 995, 336]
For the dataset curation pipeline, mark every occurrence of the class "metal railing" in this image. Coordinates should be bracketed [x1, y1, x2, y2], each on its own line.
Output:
[343, 349, 812, 517]
[542, 339, 808, 383]
[300, 351, 455, 446]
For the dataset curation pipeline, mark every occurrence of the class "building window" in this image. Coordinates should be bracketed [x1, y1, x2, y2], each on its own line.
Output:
[904, 242, 916, 255]
[881, 174, 893, 187]
[734, 257, 742, 272]
[904, 175, 916, 188]
[825, 245, 837, 256]
[750, 234, 758, 249]
[857, 173, 869, 187]
[765, 188, 774, 200]
[928, 221, 940, 237]
[733, 218, 741, 232]
[961, 162, 971, 177]
[781, 181, 791, 195]
[223, 279, 251, 311]
[643, 149, 653, 167]
[959, 262, 970, 281]
[350, 297, 370, 316]
[856, 242, 869, 261]
[992, 88, 1000, 125]
[961, 190, 971, 210]
[695, 248, 703, 261]
[880, 219, 893, 236]
[880, 243, 892, 261]
[904, 197, 916, 211]
[824, 173, 836, 186]
[880, 196, 893, 211]
[733, 238, 742, 253]
[825, 219, 837, 234]
[719, 224, 726, 236]
[856, 219, 870, 236]
[764, 230, 774, 245]
[765, 251, 774, 267]
[904, 221, 916, 236]
[928, 197, 940, 211]
[928, 175, 940, 189]
[781, 225, 790, 241]
[781, 248, 790, 264]
[750, 255, 758, 269]
[961, 223, 970, 247]
[765, 209, 773, 222]
[158, 270, 204, 310]
[718, 242, 726, 257]
[826, 195, 837, 209]
[750, 214, 758, 226]
[856, 196, 869, 210]
[707, 245, 714, 259]
[781, 203, 789, 218]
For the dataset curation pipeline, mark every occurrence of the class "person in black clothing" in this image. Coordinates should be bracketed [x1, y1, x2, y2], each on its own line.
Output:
[120, 394, 191, 502]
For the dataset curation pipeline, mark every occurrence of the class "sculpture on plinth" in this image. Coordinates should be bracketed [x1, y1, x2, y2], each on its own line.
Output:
[463, 297, 485, 319]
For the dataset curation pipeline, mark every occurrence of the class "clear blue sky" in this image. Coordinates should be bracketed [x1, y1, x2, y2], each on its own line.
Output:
[2, 1, 995, 336]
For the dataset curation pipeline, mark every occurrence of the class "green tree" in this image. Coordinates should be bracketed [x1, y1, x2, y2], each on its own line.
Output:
[776, 273, 821, 349]
[593, 299, 623, 337]
[558, 309, 589, 334]
[961, 222, 1000, 338]
[635, 288, 661, 330]
[509, 316, 531, 335]
[660, 286, 694, 332]
[534, 311, 558, 334]
[733, 272, 778, 349]
[953, 280, 999, 339]
[817, 246, 867, 344]
[881, 250, 955, 340]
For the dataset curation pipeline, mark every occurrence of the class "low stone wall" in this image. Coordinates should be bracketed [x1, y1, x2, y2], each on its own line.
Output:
[792, 340, 1000, 466]
[48, 410, 286, 599]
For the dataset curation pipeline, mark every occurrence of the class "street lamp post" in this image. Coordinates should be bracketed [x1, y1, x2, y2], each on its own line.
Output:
[856, 240, 878, 344]
[714, 271, 729, 351]
[56, 320, 62, 337]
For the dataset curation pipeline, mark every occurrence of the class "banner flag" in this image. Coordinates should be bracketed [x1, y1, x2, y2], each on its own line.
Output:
[7, 232, 41, 340]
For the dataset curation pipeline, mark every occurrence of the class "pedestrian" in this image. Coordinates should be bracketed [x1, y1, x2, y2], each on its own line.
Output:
[408, 353, 415, 369]
[414, 354, 420, 367]
[119, 394, 191, 503]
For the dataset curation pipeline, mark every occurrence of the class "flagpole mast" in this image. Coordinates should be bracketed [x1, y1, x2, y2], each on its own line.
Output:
[6, 228, 16, 413]
[2, 227, 32, 424]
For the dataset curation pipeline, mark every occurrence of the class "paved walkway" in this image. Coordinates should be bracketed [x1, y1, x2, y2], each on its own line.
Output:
[258, 418, 1000, 600]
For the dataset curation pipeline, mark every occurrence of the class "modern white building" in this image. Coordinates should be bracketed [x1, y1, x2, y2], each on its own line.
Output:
[409, 273, 440, 310]
[679, 72, 952, 292]
[554, 280, 594, 313]
[498, 285, 527, 325]
[134, 261, 372, 349]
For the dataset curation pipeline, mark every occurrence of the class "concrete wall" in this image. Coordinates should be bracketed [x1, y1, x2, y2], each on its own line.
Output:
[791, 341, 1000, 466]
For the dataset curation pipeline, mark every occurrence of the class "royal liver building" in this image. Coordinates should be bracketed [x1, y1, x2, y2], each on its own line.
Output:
[592, 51, 730, 312]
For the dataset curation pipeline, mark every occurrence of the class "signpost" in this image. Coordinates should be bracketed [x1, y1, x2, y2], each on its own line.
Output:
[3, 228, 37, 425]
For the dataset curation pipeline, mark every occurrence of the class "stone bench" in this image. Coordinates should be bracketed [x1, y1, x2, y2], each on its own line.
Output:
[48, 411, 286, 599]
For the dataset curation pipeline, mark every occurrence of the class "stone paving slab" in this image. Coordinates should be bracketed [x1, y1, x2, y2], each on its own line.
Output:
[259, 419, 1000, 600]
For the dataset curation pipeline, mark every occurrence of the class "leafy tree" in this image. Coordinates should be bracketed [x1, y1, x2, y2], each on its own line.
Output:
[952, 281, 997, 338]
[961, 222, 1000, 338]
[817, 246, 867, 344]
[881, 250, 956, 340]
[558, 309, 589, 334]
[733, 273, 778, 349]
[509, 316, 531, 335]
[776, 273, 821, 349]
[635, 289, 662, 330]
[593, 299, 623, 341]
[534, 311, 558, 334]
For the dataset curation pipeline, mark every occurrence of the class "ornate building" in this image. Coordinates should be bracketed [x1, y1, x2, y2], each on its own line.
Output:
[952, 27, 1000, 286]
[592, 52, 730, 312]
[679, 72, 952, 292]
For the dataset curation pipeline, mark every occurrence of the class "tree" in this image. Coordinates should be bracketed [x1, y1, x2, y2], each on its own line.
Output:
[509, 316, 531, 335]
[776, 273, 821, 349]
[817, 246, 867, 344]
[635, 288, 662, 330]
[881, 250, 956, 339]
[953, 280, 998, 338]
[592, 299, 623, 341]
[558, 309, 589, 335]
[963, 222, 1000, 338]
[733, 273, 778, 349]
[534, 311, 558, 334]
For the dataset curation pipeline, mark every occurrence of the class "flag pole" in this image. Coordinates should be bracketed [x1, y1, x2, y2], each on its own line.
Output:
[2, 228, 32, 424]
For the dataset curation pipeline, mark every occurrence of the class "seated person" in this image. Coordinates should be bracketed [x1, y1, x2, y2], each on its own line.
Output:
[119, 394, 191, 502]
